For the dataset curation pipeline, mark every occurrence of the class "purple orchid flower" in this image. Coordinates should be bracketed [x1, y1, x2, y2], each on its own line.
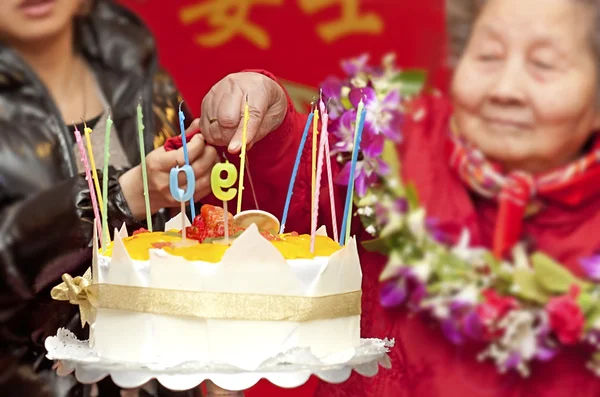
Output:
[341, 53, 371, 76]
[503, 352, 522, 371]
[321, 76, 346, 121]
[336, 156, 389, 197]
[462, 310, 485, 341]
[580, 255, 600, 281]
[330, 110, 357, 155]
[535, 344, 558, 361]
[348, 87, 403, 143]
[425, 218, 463, 246]
[374, 198, 408, 225]
[442, 318, 465, 345]
[380, 266, 427, 309]
[380, 278, 408, 308]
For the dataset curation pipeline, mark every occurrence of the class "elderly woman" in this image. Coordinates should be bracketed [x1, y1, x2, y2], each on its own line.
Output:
[197, 0, 600, 395]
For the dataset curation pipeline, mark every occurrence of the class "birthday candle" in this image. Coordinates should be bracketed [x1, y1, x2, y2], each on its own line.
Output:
[83, 124, 103, 216]
[311, 104, 319, 233]
[74, 125, 102, 244]
[310, 101, 328, 252]
[236, 95, 250, 215]
[169, 165, 195, 239]
[137, 102, 153, 232]
[178, 101, 196, 220]
[323, 114, 338, 243]
[101, 111, 112, 252]
[340, 100, 366, 246]
[211, 161, 238, 242]
[280, 108, 314, 234]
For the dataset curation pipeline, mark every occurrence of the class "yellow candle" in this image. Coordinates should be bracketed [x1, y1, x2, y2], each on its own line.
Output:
[311, 105, 319, 227]
[83, 123, 103, 215]
[236, 95, 250, 214]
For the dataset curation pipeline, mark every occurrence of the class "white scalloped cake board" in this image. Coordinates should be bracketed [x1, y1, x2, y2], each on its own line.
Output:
[91, 219, 363, 371]
[46, 329, 393, 391]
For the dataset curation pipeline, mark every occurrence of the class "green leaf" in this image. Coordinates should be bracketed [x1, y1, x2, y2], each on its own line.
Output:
[512, 269, 552, 304]
[404, 183, 420, 211]
[586, 305, 600, 331]
[361, 237, 390, 253]
[531, 252, 589, 294]
[577, 292, 596, 315]
[483, 252, 513, 283]
[391, 70, 427, 97]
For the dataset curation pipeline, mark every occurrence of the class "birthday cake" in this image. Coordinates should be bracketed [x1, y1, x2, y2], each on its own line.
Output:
[84, 204, 362, 370]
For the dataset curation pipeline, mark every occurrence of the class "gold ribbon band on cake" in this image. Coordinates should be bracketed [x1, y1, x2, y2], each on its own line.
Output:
[51, 273, 362, 325]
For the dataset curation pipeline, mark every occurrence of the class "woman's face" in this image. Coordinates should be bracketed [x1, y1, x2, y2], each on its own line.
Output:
[0, 0, 82, 45]
[452, 0, 600, 173]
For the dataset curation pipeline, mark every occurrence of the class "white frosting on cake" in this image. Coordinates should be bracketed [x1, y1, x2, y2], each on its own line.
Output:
[90, 221, 362, 370]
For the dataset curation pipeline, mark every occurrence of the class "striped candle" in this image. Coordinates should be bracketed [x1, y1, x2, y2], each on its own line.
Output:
[73, 125, 103, 244]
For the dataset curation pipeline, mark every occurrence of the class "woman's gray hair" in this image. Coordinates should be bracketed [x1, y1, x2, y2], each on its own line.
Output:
[446, 0, 600, 67]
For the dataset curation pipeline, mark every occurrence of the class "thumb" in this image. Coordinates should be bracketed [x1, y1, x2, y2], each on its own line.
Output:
[228, 94, 267, 154]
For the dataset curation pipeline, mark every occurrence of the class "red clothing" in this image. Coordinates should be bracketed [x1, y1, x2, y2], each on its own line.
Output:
[172, 73, 600, 396]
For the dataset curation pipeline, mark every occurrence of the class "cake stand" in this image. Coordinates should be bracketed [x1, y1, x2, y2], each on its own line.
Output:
[46, 328, 393, 392]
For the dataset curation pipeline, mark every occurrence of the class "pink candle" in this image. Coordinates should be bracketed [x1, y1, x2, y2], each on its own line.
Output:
[310, 101, 329, 252]
[323, 133, 338, 243]
[74, 125, 103, 245]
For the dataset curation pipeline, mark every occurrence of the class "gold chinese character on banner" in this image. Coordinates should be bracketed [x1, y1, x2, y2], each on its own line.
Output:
[298, 0, 384, 43]
[180, 0, 283, 49]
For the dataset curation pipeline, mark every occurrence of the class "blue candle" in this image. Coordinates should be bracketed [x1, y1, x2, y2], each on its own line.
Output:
[280, 108, 314, 234]
[170, 165, 195, 202]
[170, 164, 196, 238]
[178, 101, 196, 220]
[340, 102, 366, 246]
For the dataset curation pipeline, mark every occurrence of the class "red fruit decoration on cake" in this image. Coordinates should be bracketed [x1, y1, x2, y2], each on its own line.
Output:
[185, 204, 282, 243]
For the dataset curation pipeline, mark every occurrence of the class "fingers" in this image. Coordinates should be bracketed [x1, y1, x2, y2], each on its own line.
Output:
[190, 145, 218, 179]
[184, 133, 207, 163]
[228, 96, 267, 154]
[216, 87, 245, 147]
[185, 118, 201, 135]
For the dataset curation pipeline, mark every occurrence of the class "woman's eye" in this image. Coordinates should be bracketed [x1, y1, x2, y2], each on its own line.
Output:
[478, 54, 501, 62]
[532, 59, 555, 71]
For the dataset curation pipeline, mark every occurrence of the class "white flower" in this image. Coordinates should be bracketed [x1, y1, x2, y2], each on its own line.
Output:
[511, 244, 531, 269]
[407, 208, 427, 240]
[453, 284, 479, 305]
[412, 255, 434, 282]
[450, 229, 487, 263]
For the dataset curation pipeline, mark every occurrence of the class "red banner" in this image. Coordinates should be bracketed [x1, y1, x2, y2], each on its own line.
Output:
[120, 0, 447, 115]
[117, 1, 447, 395]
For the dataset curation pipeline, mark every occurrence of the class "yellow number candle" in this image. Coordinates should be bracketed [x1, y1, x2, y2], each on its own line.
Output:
[236, 95, 249, 215]
[212, 161, 239, 241]
[83, 122, 103, 215]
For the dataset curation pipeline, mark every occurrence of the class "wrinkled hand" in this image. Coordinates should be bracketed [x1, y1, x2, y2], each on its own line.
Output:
[120, 119, 218, 220]
[200, 72, 288, 153]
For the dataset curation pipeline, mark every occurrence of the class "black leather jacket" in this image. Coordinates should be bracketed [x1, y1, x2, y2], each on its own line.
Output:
[0, 1, 193, 395]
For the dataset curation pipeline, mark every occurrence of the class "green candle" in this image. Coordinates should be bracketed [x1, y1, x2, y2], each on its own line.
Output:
[137, 102, 153, 232]
[102, 110, 112, 252]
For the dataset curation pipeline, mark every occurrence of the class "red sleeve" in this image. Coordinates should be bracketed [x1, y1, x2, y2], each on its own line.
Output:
[166, 69, 350, 237]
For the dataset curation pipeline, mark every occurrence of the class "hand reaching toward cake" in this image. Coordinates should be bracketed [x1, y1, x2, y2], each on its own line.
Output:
[119, 119, 218, 220]
[200, 72, 288, 154]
